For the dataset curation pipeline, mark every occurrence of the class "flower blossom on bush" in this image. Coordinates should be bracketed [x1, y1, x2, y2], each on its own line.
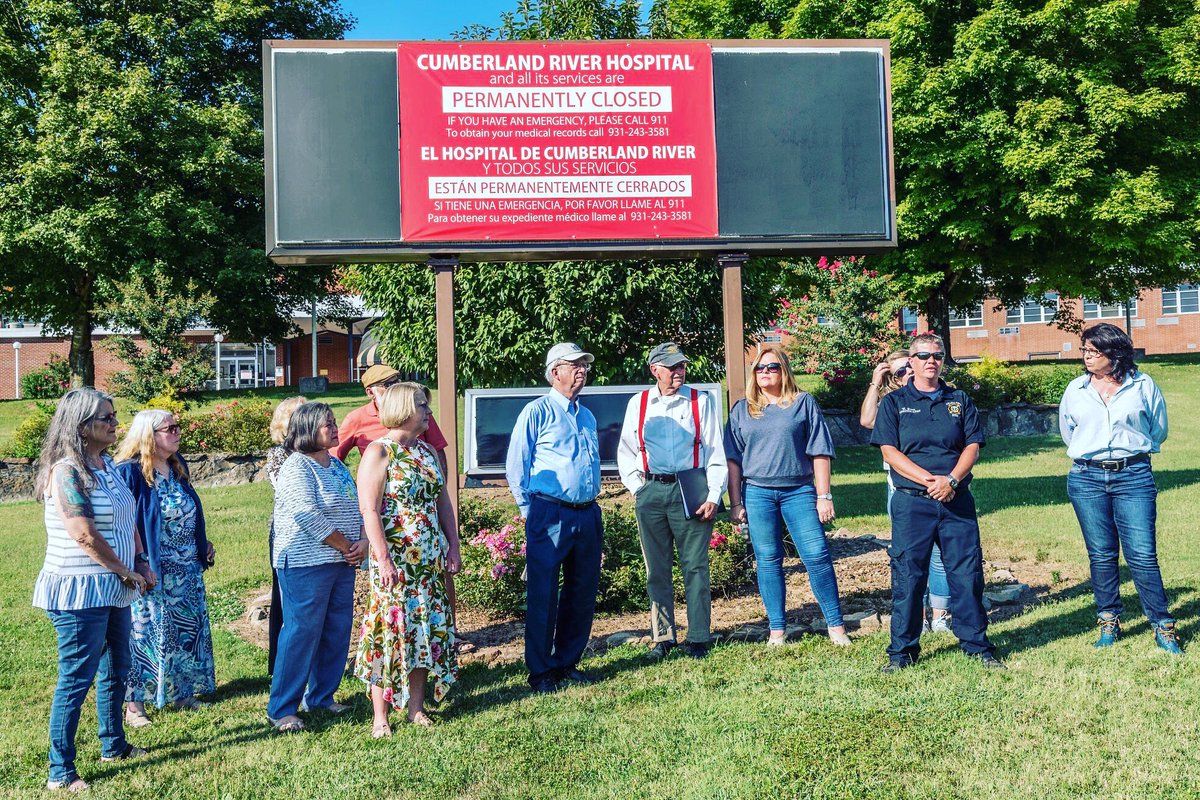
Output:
[709, 532, 728, 550]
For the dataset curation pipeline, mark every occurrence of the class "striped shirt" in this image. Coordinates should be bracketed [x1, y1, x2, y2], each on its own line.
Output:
[272, 452, 363, 569]
[33, 457, 138, 610]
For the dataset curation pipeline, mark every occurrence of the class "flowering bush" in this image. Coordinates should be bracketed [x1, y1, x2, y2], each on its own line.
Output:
[943, 355, 1077, 407]
[455, 496, 754, 618]
[6, 401, 56, 458]
[20, 356, 72, 400]
[178, 399, 273, 454]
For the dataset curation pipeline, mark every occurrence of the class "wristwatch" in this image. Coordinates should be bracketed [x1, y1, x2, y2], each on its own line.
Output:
[947, 475, 960, 490]
[816, 493, 833, 500]
[135, 552, 150, 564]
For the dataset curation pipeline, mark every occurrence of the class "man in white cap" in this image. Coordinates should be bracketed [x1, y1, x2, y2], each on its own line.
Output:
[617, 341, 727, 659]
[505, 343, 603, 693]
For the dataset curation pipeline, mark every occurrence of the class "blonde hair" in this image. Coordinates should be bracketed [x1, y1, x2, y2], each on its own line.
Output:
[880, 350, 911, 395]
[379, 382, 424, 428]
[114, 409, 187, 487]
[270, 396, 308, 444]
[745, 346, 801, 418]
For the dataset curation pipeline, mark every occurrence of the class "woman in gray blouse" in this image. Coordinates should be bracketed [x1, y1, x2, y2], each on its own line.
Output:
[724, 346, 849, 647]
[267, 402, 367, 733]
[34, 388, 153, 791]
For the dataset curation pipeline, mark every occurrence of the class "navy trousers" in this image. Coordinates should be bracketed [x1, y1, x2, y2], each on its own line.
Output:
[887, 489, 994, 662]
[525, 496, 603, 684]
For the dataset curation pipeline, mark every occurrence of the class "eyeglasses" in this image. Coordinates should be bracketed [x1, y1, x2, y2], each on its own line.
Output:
[91, 413, 118, 425]
[1080, 347, 1103, 358]
[911, 351, 945, 361]
[657, 363, 687, 373]
[754, 363, 783, 374]
[893, 366, 909, 378]
[555, 361, 591, 373]
[156, 424, 181, 435]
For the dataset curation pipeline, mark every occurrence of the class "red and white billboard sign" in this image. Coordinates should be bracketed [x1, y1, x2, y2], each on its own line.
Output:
[397, 41, 718, 242]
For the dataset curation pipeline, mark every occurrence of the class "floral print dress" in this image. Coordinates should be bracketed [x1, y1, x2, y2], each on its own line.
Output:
[127, 472, 216, 706]
[355, 438, 457, 709]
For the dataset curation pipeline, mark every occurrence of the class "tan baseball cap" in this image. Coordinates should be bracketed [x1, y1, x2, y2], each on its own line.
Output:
[360, 364, 400, 388]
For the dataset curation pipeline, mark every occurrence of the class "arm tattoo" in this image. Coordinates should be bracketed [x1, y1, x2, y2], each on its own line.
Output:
[56, 466, 95, 520]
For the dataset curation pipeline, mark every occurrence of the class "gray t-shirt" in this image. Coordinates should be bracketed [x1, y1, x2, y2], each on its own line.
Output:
[724, 394, 836, 488]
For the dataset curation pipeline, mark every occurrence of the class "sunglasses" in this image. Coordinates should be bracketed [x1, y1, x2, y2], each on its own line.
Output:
[911, 351, 945, 361]
[754, 363, 783, 374]
[156, 424, 181, 435]
[893, 365, 909, 378]
[91, 413, 118, 425]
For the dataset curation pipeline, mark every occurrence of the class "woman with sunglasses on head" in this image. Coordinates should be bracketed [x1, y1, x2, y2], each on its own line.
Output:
[724, 346, 850, 647]
[114, 410, 216, 727]
[860, 351, 953, 633]
[34, 389, 152, 792]
[1059, 322, 1179, 653]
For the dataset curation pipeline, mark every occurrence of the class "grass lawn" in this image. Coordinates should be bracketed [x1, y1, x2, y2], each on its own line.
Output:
[2, 360, 1200, 798]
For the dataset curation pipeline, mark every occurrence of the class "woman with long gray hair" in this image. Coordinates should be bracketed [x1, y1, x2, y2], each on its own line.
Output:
[114, 409, 216, 727]
[33, 389, 154, 791]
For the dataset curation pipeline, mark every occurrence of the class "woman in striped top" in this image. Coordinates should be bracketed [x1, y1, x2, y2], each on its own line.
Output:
[267, 402, 367, 733]
[33, 389, 154, 792]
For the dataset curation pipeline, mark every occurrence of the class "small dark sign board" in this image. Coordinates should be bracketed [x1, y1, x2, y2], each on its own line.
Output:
[298, 376, 329, 394]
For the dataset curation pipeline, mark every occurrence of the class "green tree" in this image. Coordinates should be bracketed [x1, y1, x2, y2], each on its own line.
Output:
[357, 0, 782, 389]
[660, 0, 1200, 357]
[0, 0, 353, 386]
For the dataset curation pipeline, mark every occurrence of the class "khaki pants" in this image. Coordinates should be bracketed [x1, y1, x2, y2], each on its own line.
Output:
[634, 480, 713, 644]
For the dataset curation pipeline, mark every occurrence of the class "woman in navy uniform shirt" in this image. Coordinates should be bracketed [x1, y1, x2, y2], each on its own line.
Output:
[870, 333, 1002, 672]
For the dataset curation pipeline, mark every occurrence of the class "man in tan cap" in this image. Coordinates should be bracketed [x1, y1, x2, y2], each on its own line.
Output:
[334, 364, 448, 474]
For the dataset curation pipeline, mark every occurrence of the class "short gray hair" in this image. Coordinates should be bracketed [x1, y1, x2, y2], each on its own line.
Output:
[283, 401, 334, 454]
[909, 332, 945, 353]
[35, 387, 114, 500]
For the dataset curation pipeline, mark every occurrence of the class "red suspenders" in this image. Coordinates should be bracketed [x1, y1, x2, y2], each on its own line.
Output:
[637, 388, 702, 474]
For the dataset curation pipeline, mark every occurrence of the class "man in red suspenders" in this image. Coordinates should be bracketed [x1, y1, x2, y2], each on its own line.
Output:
[617, 342, 728, 659]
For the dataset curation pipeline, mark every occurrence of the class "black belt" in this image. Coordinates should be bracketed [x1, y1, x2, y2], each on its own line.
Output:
[1073, 454, 1150, 471]
[532, 493, 596, 511]
[645, 472, 678, 484]
[895, 486, 931, 498]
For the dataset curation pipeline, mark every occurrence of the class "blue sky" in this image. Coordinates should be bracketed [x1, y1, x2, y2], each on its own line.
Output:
[341, 0, 517, 40]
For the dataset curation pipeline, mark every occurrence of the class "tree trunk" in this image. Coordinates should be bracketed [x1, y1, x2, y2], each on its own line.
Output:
[921, 272, 955, 364]
[68, 277, 95, 387]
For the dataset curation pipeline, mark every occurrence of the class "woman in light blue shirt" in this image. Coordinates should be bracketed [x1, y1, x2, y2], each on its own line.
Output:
[1059, 323, 1178, 653]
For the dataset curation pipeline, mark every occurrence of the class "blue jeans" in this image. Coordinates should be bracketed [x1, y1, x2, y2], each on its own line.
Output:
[268, 562, 356, 719]
[889, 480, 949, 607]
[1067, 460, 1172, 624]
[525, 496, 603, 683]
[46, 606, 132, 784]
[744, 483, 844, 630]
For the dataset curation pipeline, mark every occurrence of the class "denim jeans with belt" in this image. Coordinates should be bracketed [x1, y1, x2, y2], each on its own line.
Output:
[46, 606, 132, 784]
[743, 483, 844, 630]
[1067, 460, 1172, 624]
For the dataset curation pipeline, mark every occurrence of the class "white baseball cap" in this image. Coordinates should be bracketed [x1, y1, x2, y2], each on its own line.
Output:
[545, 342, 595, 368]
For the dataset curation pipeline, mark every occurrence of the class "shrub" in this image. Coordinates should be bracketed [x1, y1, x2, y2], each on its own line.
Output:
[7, 401, 56, 459]
[944, 355, 1079, 407]
[20, 356, 72, 400]
[178, 399, 273, 454]
[455, 496, 754, 618]
[144, 390, 188, 417]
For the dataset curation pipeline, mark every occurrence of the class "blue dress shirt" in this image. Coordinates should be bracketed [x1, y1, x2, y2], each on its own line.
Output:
[506, 388, 601, 518]
[1059, 370, 1168, 460]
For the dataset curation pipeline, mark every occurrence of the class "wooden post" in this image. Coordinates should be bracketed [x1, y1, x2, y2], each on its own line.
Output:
[430, 256, 460, 517]
[719, 253, 749, 411]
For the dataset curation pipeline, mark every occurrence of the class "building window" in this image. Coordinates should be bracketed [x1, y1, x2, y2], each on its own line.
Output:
[948, 304, 983, 328]
[900, 307, 919, 334]
[1082, 299, 1137, 320]
[1162, 285, 1199, 315]
[1005, 292, 1060, 324]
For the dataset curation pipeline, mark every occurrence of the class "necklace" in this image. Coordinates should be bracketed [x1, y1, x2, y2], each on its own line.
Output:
[1093, 377, 1121, 401]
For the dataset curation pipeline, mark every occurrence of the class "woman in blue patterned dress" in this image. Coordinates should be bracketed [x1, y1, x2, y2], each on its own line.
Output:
[35, 388, 153, 792]
[115, 410, 216, 727]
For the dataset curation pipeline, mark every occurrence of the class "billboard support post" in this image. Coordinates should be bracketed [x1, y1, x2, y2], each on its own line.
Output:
[719, 253, 749, 411]
[430, 256, 460, 517]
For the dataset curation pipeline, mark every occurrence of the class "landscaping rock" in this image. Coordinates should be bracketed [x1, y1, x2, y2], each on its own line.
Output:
[983, 583, 1028, 607]
[844, 610, 882, 633]
[785, 624, 807, 641]
[991, 569, 1017, 583]
[605, 631, 640, 648]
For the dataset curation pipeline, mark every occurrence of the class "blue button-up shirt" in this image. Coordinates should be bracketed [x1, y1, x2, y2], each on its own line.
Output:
[506, 388, 601, 518]
[1059, 370, 1168, 461]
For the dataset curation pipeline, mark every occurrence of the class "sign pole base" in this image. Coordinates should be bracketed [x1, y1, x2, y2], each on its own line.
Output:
[718, 253, 749, 412]
[431, 256, 460, 518]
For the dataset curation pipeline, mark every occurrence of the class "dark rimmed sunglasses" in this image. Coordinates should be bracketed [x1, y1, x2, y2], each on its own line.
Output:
[754, 362, 783, 374]
[911, 351, 945, 361]
[156, 424, 181, 435]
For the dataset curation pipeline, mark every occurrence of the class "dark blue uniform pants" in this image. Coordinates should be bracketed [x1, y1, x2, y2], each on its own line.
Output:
[525, 496, 603, 684]
[888, 489, 994, 661]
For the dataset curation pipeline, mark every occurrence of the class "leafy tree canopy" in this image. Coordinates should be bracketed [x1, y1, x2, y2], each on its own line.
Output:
[0, 0, 353, 385]
[659, 0, 1200, 346]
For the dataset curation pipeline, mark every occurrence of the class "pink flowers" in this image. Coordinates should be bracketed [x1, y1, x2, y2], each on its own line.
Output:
[471, 525, 517, 561]
[490, 563, 510, 580]
[469, 520, 526, 581]
[709, 533, 728, 549]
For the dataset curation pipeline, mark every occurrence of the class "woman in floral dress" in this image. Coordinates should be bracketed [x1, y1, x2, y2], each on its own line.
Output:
[115, 410, 216, 724]
[355, 382, 461, 735]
